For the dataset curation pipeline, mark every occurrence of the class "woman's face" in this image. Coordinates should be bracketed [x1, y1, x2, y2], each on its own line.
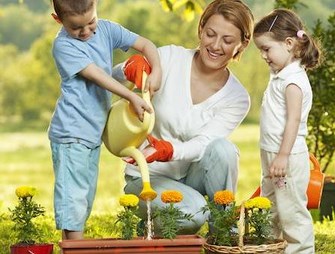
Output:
[198, 14, 245, 70]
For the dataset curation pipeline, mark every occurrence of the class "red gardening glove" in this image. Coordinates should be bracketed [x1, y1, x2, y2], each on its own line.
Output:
[145, 135, 173, 163]
[124, 54, 151, 89]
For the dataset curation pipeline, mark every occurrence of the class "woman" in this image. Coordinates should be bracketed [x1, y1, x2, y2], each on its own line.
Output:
[113, 0, 254, 234]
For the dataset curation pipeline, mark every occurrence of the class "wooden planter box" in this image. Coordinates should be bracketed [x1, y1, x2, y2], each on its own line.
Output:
[59, 235, 205, 254]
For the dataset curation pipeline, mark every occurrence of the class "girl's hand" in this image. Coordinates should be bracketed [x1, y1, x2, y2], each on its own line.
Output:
[269, 153, 289, 177]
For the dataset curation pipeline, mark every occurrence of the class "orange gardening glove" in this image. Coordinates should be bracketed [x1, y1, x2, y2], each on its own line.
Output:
[146, 135, 174, 163]
[124, 54, 151, 89]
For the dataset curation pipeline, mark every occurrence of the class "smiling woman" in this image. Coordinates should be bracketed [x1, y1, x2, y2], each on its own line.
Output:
[111, 0, 254, 237]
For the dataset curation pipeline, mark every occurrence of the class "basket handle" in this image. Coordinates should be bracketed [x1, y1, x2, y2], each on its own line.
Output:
[238, 202, 245, 248]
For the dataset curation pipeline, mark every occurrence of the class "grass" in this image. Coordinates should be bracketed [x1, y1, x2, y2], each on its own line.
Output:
[1, 124, 335, 253]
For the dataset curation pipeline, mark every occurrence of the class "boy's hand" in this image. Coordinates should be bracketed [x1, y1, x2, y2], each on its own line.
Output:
[124, 55, 151, 89]
[128, 93, 152, 122]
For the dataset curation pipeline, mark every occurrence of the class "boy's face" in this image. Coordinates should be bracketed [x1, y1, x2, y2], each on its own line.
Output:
[60, 7, 97, 41]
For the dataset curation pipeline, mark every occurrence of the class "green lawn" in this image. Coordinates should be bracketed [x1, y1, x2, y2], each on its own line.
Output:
[0, 124, 262, 214]
[1, 124, 334, 253]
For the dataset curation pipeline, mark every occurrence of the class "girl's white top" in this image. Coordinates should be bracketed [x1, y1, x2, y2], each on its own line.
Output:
[260, 61, 312, 154]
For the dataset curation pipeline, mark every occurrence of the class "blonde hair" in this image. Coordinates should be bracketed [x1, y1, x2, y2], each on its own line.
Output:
[198, 0, 254, 60]
[254, 8, 321, 69]
[52, 0, 96, 21]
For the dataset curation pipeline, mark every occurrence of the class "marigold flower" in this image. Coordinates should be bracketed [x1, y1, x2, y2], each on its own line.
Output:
[245, 197, 271, 209]
[161, 190, 183, 203]
[15, 186, 37, 198]
[214, 190, 234, 205]
[119, 194, 139, 207]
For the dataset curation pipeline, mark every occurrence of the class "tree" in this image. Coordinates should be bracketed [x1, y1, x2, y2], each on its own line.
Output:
[159, 0, 206, 21]
[307, 14, 335, 172]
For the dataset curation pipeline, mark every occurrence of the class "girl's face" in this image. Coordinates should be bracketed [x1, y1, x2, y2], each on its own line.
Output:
[198, 14, 246, 71]
[254, 33, 295, 73]
[60, 8, 97, 41]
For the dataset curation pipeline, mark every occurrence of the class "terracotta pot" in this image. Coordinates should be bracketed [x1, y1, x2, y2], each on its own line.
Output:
[10, 243, 53, 254]
[59, 235, 205, 254]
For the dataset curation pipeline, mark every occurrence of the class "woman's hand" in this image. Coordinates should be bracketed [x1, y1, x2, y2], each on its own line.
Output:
[124, 54, 151, 89]
[122, 135, 173, 164]
[124, 54, 161, 95]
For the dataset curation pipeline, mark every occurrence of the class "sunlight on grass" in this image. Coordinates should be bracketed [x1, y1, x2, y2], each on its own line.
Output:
[1, 124, 333, 213]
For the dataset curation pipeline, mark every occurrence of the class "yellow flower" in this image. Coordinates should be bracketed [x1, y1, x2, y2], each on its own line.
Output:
[15, 186, 37, 198]
[161, 190, 183, 203]
[119, 194, 139, 208]
[245, 197, 271, 209]
[214, 190, 234, 205]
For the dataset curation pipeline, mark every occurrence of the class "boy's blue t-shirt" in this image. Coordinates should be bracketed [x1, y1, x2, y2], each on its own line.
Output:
[48, 19, 138, 148]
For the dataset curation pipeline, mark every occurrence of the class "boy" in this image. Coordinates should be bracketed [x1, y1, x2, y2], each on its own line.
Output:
[48, 0, 161, 240]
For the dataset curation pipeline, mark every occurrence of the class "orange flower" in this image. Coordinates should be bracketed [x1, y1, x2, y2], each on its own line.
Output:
[161, 190, 183, 203]
[214, 190, 234, 205]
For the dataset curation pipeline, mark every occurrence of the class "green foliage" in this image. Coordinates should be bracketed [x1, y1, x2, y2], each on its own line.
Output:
[0, 5, 46, 51]
[245, 208, 272, 244]
[307, 13, 335, 172]
[202, 201, 238, 246]
[274, 0, 307, 10]
[115, 206, 140, 240]
[153, 203, 193, 239]
[9, 192, 45, 244]
[159, 0, 205, 21]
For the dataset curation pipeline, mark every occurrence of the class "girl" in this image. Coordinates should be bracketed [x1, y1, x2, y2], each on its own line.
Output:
[253, 8, 321, 253]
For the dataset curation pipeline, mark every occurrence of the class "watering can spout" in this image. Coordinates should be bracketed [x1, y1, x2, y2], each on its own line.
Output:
[103, 72, 157, 201]
[139, 182, 157, 201]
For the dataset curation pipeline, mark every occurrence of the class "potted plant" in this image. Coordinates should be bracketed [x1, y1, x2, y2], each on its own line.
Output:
[152, 190, 194, 239]
[9, 186, 53, 254]
[59, 191, 205, 253]
[202, 190, 287, 253]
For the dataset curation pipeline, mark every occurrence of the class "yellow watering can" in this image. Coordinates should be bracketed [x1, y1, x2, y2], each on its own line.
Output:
[102, 72, 157, 201]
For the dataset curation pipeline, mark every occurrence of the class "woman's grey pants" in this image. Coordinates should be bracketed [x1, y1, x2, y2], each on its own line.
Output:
[124, 138, 239, 234]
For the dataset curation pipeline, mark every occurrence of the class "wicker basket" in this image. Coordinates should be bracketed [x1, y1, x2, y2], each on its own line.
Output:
[203, 203, 287, 254]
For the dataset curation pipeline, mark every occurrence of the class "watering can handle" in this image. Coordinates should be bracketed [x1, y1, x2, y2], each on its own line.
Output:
[250, 153, 321, 200]
[309, 153, 320, 173]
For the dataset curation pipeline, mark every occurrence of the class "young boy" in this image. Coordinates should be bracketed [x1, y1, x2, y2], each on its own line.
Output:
[48, 0, 161, 240]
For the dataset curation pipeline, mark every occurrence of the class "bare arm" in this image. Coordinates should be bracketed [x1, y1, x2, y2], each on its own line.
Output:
[269, 84, 302, 177]
[79, 63, 152, 121]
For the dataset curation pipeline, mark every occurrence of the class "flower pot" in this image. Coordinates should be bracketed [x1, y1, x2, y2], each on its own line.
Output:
[10, 243, 53, 254]
[59, 234, 205, 254]
[319, 176, 335, 221]
[204, 238, 287, 254]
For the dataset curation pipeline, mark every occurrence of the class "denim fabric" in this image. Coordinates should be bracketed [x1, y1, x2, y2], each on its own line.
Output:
[51, 142, 100, 231]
